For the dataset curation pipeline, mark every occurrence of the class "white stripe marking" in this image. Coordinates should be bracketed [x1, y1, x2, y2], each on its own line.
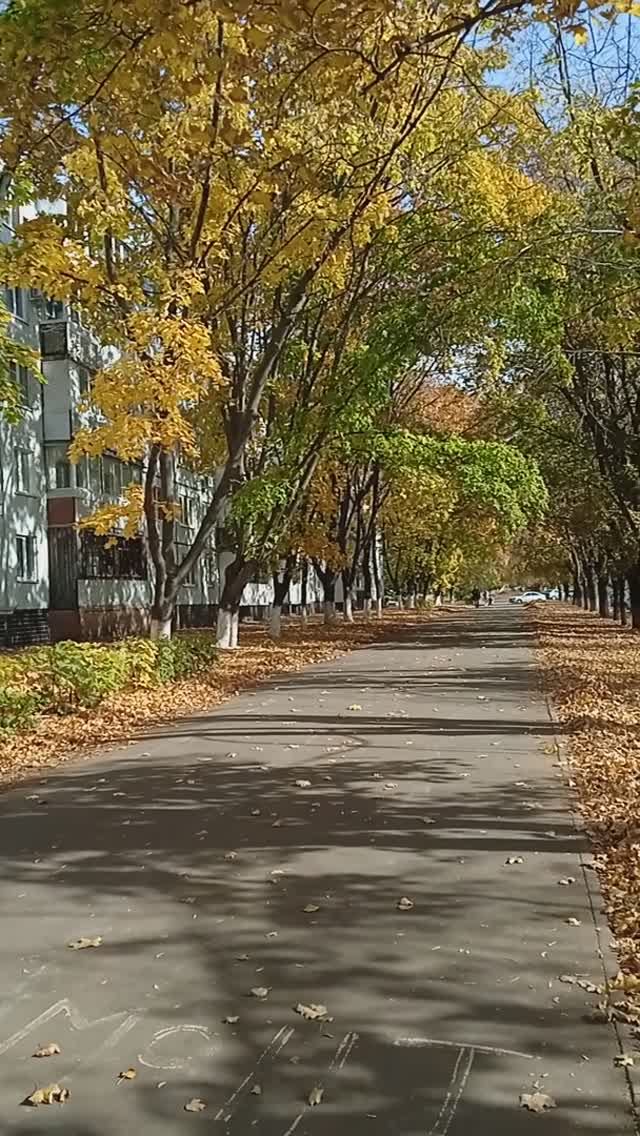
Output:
[214, 1026, 294, 1121]
[281, 1032, 359, 1136]
[395, 1036, 534, 1059]
[428, 1047, 474, 1136]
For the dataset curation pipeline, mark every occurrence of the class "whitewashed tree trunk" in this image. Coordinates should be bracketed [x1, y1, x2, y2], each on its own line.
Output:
[434, 593, 443, 606]
[150, 617, 172, 640]
[344, 592, 355, 622]
[363, 598, 372, 619]
[375, 597, 383, 618]
[269, 604, 282, 639]
[216, 608, 234, 648]
[408, 593, 416, 610]
[300, 604, 309, 626]
[230, 610, 239, 648]
[324, 600, 336, 625]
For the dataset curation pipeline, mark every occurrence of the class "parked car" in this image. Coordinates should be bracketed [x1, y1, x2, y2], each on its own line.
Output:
[510, 590, 547, 604]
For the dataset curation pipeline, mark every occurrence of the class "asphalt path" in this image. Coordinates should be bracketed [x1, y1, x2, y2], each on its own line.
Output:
[0, 603, 634, 1134]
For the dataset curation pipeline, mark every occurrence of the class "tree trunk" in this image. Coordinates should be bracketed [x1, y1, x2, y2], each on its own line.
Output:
[597, 573, 610, 619]
[300, 559, 309, 625]
[150, 613, 172, 640]
[362, 547, 373, 619]
[628, 564, 640, 629]
[612, 577, 621, 623]
[313, 561, 338, 625]
[583, 564, 596, 611]
[270, 559, 294, 640]
[216, 553, 253, 648]
[371, 526, 383, 613]
[572, 573, 582, 607]
[618, 577, 628, 626]
[342, 569, 355, 623]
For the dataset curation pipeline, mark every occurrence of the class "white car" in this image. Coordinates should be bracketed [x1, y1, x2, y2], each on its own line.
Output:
[510, 590, 547, 604]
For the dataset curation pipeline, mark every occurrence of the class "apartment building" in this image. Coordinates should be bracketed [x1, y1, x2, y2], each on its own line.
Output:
[2, 204, 325, 645]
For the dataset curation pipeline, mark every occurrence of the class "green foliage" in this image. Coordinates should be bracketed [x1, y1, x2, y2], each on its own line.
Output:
[0, 632, 217, 733]
[0, 686, 41, 736]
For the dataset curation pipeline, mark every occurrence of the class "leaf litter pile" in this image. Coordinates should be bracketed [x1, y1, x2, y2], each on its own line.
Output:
[531, 603, 640, 1019]
[0, 611, 437, 788]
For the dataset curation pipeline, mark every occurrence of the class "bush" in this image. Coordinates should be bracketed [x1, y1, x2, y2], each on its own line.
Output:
[0, 631, 217, 733]
[0, 686, 41, 735]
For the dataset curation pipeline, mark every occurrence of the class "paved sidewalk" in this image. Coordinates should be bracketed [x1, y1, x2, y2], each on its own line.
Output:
[0, 604, 634, 1134]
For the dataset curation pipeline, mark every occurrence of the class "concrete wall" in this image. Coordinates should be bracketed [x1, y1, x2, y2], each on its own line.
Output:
[1, 209, 49, 614]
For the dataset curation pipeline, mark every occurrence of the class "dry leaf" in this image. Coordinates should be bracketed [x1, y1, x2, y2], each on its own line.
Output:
[32, 1042, 61, 1058]
[295, 1002, 328, 1021]
[397, 897, 414, 911]
[224, 851, 237, 861]
[303, 904, 320, 913]
[520, 1091, 557, 1113]
[23, 1083, 70, 1106]
[565, 917, 582, 926]
[558, 877, 576, 886]
[251, 808, 261, 816]
[505, 857, 524, 865]
[185, 1098, 207, 1112]
[614, 1054, 634, 1067]
[559, 973, 577, 985]
[249, 987, 270, 999]
[610, 970, 640, 993]
[295, 779, 311, 788]
[347, 704, 362, 711]
[68, 935, 102, 949]
[308, 1086, 324, 1106]
[223, 1015, 239, 1024]
[118, 1067, 137, 1082]
[251, 1084, 262, 1096]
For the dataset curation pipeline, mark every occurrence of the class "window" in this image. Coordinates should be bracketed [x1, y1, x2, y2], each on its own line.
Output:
[3, 285, 24, 320]
[102, 456, 121, 497]
[10, 361, 31, 406]
[44, 298, 64, 320]
[77, 365, 91, 396]
[180, 494, 194, 528]
[80, 531, 146, 580]
[15, 448, 32, 494]
[1, 205, 20, 231]
[46, 443, 71, 490]
[16, 535, 36, 581]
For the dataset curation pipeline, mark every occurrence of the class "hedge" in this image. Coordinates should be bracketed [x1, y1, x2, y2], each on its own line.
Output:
[0, 632, 217, 736]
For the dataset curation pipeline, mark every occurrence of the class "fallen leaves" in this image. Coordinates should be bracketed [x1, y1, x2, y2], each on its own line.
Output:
[68, 936, 102, 950]
[614, 1053, 635, 1068]
[397, 896, 414, 911]
[565, 917, 582, 926]
[185, 1098, 207, 1112]
[117, 1067, 138, 1083]
[558, 877, 575, 886]
[308, 1086, 325, 1106]
[303, 904, 320, 913]
[23, 1083, 70, 1106]
[222, 1015, 239, 1024]
[532, 603, 640, 1019]
[347, 704, 362, 711]
[294, 779, 311, 788]
[505, 857, 524, 865]
[249, 987, 270, 999]
[32, 1042, 61, 1058]
[295, 1002, 329, 1021]
[520, 1091, 557, 1113]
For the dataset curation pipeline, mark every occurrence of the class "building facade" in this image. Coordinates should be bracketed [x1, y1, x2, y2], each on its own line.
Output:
[2, 204, 326, 645]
